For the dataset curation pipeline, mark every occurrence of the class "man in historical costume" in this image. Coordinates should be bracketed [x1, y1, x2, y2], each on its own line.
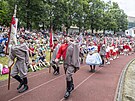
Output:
[51, 37, 61, 75]
[9, 35, 29, 93]
[55, 36, 80, 99]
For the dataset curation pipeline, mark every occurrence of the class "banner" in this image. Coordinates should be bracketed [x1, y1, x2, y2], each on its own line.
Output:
[9, 17, 18, 46]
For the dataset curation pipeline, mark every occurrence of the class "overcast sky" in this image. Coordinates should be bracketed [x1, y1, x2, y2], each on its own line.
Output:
[103, 0, 135, 17]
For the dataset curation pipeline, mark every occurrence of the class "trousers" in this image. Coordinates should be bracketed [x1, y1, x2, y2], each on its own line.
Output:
[64, 64, 75, 81]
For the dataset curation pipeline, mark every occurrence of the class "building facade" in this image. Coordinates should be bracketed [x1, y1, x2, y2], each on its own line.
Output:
[127, 16, 135, 29]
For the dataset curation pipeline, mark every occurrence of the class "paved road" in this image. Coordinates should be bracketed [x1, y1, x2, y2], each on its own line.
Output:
[0, 54, 135, 101]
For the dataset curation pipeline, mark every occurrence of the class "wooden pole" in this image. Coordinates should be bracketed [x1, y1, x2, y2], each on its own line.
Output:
[49, 51, 52, 73]
[8, 63, 14, 90]
[49, 25, 53, 73]
[8, 67, 11, 90]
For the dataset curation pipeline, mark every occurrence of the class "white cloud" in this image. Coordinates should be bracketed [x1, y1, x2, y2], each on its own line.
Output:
[103, 0, 135, 17]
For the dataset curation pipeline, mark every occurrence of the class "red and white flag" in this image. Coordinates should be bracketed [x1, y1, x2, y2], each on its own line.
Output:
[9, 16, 18, 46]
[6, 14, 18, 55]
[6, 6, 18, 66]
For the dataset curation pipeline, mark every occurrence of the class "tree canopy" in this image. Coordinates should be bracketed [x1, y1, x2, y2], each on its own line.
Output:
[0, 0, 128, 33]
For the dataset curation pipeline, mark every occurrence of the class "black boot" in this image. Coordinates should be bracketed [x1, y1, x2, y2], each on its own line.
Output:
[52, 65, 57, 74]
[13, 75, 23, 90]
[18, 77, 28, 93]
[70, 77, 74, 92]
[55, 66, 60, 75]
[64, 81, 73, 99]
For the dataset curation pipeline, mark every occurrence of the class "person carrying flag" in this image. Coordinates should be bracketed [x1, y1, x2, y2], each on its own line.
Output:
[50, 37, 61, 75]
[55, 35, 80, 99]
[9, 35, 30, 93]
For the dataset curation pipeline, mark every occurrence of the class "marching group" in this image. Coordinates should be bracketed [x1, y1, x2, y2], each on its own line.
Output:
[0, 26, 135, 99]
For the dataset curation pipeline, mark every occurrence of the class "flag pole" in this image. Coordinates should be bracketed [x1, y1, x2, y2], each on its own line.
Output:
[49, 26, 53, 73]
[7, 5, 17, 90]
[49, 49, 52, 73]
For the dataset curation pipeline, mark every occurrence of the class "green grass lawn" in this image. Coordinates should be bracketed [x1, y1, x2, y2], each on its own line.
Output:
[0, 51, 51, 81]
[0, 74, 8, 81]
[0, 56, 9, 65]
[0, 56, 9, 81]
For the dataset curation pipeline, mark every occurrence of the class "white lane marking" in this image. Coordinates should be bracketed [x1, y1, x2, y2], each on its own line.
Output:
[0, 70, 48, 88]
[60, 67, 103, 101]
[8, 74, 65, 101]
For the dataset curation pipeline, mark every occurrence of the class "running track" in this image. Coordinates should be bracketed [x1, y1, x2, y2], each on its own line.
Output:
[0, 54, 135, 101]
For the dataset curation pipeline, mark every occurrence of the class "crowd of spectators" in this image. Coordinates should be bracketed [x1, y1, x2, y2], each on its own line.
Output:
[0, 25, 135, 74]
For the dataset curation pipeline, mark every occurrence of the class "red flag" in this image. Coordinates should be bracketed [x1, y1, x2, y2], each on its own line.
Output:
[50, 30, 53, 49]
[10, 16, 18, 44]
[6, 16, 18, 55]
[11, 16, 16, 25]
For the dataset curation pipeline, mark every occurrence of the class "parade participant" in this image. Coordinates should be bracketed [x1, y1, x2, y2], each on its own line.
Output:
[109, 42, 114, 60]
[123, 42, 132, 56]
[99, 44, 106, 67]
[123, 42, 129, 56]
[113, 40, 119, 59]
[106, 43, 111, 65]
[119, 42, 124, 55]
[9, 35, 29, 93]
[51, 37, 61, 75]
[86, 42, 101, 72]
[88, 42, 96, 71]
[79, 46, 84, 64]
[55, 35, 80, 99]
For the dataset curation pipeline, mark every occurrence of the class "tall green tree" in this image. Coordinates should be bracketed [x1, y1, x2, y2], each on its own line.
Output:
[0, 0, 10, 26]
[1, 0, 128, 33]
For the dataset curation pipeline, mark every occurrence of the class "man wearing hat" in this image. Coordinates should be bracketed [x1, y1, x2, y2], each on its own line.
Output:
[55, 35, 80, 99]
[9, 35, 29, 93]
[51, 37, 61, 75]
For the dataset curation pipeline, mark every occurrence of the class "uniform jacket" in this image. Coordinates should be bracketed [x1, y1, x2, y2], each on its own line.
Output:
[51, 43, 61, 63]
[10, 43, 29, 69]
[64, 42, 80, 68]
